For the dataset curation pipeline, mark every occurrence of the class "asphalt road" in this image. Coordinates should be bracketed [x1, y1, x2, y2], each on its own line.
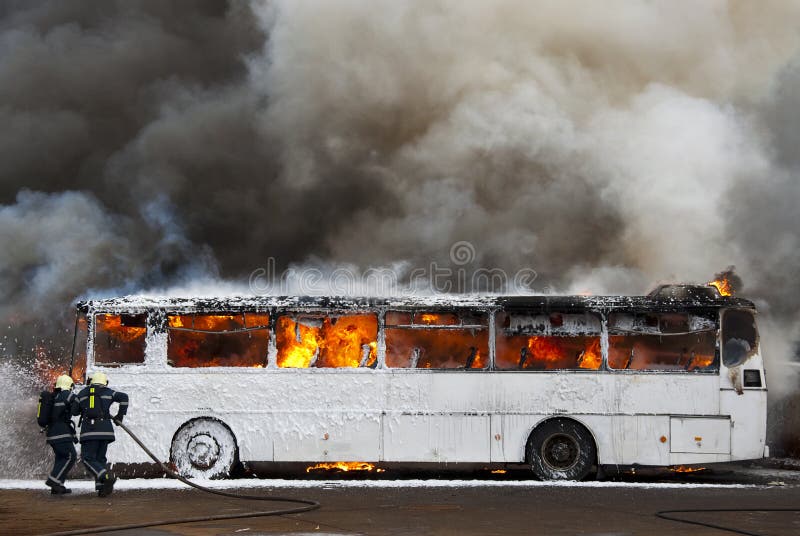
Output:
[3, 466, 800, 536]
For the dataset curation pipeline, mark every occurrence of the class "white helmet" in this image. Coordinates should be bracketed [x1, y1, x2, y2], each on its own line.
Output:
[55, 375, 74, 390]
[90, 371, 108, 386]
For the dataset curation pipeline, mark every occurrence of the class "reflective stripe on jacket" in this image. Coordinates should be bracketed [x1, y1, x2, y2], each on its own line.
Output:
[71, 385, 129, 443]
[46, 390, 76, 444]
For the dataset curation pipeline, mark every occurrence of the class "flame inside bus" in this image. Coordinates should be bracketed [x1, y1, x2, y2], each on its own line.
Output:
[526, 336, 602, 369]
[276, 315, 378, 368]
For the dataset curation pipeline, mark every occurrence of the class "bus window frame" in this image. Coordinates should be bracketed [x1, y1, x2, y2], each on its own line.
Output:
[274, 309, 381, 370]
[165, 311, 272, 369]
[605, 310, 720, 374]
[720, 307, 759, 369]
[381, 308, 491, 372]
[493, 309, 605, 372]
[91, 312, 148, 368]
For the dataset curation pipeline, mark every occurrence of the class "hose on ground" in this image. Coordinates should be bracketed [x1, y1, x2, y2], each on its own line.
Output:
[41, 419, 320, 536]
[656, 508, 800, 535]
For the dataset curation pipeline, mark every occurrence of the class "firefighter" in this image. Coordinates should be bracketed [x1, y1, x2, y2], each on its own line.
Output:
[71, 372, 129, 497]
[44, 375, 78, 494]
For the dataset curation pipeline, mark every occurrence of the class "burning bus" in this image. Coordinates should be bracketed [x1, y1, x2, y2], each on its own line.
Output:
[72, 284, 766, 480]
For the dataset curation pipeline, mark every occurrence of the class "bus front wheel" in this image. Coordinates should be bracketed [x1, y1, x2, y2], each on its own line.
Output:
[171, 418, 238, 479]
[527, 419, 596, 481]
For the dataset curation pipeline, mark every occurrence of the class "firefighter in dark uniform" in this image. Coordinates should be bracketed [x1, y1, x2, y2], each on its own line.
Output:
[71, 372, 128, 497]
[45, 375, 78, 494]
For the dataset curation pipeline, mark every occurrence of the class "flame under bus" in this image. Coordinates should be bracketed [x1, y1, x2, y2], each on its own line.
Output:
[75, 286, 767, 480]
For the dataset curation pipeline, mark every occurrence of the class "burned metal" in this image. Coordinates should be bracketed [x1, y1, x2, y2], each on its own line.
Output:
[76, 285, 756, 316]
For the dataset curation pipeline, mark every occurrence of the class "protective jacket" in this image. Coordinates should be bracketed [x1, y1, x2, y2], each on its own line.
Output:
[46, 390, 76, 444]
[71, 385, 129, 443]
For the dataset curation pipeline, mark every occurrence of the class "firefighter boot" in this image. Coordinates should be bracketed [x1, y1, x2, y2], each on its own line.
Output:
[52, 484, 72, 495]
[97, 472, 117, 497]
[46, 480, 72, 495]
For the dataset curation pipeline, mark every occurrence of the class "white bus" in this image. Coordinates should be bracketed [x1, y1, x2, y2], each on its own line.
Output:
[72, 284, 767, 480]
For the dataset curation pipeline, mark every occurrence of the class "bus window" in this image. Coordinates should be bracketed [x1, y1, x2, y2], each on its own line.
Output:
[607, 313, 717, 371]
[495, 312, 601, 370]
[94, 313, 147, 365]
[722, 309, 758, 368]
[167, 313, 269, 368]
[385, 311, 489, 369]
[276, 313, 378, 368]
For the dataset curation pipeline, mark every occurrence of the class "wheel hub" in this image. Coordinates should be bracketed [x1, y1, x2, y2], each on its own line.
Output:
[542, 433, 580, 471]
[186, 433, 221, 469]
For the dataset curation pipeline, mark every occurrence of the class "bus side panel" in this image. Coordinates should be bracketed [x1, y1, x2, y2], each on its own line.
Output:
[241, 370, 385, 463]
[271, 412, 381, 462]
[383, 372, 493, 462]
[611, 374, 720, 415]
[383, 414, 490, 462]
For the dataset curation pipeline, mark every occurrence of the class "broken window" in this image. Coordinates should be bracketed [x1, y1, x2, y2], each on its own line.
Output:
[94, 313, 147, 365]
[385, 310, 488, 369]
[276, 313, 378, 368]
[607, 312, 717, 371]
[167, 313, 269, 368]
[72, 312, 89, 380]
[495, 312, 602, 370]
[722, 309, 758, 368]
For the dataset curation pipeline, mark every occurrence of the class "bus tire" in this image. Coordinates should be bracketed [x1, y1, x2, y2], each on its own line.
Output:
[527, 418, 596, 481]
[170, 418, 238, 479]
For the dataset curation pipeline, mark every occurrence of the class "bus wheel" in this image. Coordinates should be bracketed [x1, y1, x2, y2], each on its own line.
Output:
[527, 419, 596, 481]
[171, 418, 238, 479]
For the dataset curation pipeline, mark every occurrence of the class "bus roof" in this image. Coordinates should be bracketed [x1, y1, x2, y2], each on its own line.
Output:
[76, 286, 756, 314]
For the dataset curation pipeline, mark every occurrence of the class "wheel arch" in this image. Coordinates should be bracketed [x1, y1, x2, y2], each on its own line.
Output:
[524, 416, 599, 466]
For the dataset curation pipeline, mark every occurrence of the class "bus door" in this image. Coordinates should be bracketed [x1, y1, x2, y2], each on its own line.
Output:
[718, 308, 768, 460]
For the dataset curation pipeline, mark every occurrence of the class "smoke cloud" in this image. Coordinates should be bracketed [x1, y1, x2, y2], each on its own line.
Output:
[1, 0, 800, 472]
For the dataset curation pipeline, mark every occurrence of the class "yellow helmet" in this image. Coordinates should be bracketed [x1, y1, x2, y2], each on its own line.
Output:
[55, 375, 74, 390]
[90, 372, 108, 386]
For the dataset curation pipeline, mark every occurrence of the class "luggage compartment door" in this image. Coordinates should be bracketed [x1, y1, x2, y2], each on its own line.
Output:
[670, 416, 731, 454]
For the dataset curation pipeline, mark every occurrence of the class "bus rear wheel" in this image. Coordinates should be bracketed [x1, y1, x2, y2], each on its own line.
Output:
[171, 418, 238, 479]
[528, 419, 596, 481]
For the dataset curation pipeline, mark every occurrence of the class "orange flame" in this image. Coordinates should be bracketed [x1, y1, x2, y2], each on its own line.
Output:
[167, 313, 269, 367]
[417, 313, 459, 325]
[687, 352, 715, 370]
[306, 462, 383, 473]
[578, 338, 602, 369]
[96, 314, 146, 343]
[385, 327, 488, 369]
[670, 466, 707, 473]
[708, 277, 733, 297]
[277, 315, 378, 368]
[496, 336, 601, 370]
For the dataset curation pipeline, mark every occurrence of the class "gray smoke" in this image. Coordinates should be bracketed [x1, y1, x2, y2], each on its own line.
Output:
[2, 0, 800, 474]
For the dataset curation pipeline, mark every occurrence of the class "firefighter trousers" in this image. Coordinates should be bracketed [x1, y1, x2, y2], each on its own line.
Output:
[80, 440, 110, 485]
[46, 441, 76, 486]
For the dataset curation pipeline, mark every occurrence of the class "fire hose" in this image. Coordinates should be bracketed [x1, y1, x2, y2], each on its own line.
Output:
[41, 419, 320, 536]
[655, 508, 800, 536]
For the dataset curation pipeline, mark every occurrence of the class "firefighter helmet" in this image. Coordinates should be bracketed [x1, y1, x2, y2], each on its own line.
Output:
[55, 374, 74, 390]
[90, 372, 108, 385]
